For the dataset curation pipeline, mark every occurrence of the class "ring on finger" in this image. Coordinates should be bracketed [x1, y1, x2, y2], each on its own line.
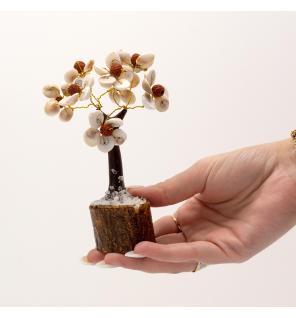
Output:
[170, 214, 182, 233]
[192, 261, 207, 272]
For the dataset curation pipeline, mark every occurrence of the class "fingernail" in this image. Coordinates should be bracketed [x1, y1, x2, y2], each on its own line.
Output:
[127, 185, 144, 190]
[81, 256, 94, 265]
[125, 251, 146, 258]
[96, 260, 118, 268]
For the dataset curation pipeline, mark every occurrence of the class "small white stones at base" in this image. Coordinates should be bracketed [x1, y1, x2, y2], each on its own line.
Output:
[96, 261, 118, 268]
[93, 190, 146, 206]
[125, 251, 146, 259]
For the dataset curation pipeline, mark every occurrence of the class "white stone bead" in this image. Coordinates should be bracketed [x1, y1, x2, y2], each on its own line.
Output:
[42, 84, 60, 98]
[122, 64, 133, 72]
[114, 78, 130, 91]
[79, 87, 91, 101]
[84, 59, 94, 72]
[142, 79, 152, 94]
[142, 93, 155, 110]
[59, 108, 74, 122]
[145, 69, 156, 86]
[118, 50, 131, 65]
[108, 90, 121, 104]
[154, 96, 169, 112]
[97, 135, 115, 153]
[120, 90, 136, 104]
[105, 52, 121, 68]
[94, 66, 109, 76]
[64, 69, 79, 83]
[59, 93, 79, 106]
[112, 128, 127, 145]
[136, 54, 154, 69]
[83, 128, 99, 147]
[61, 83, 70, 96]
[44, 99, 60, 116]
[105, 118, 123, 128]
[83, 74, 94, 87]
[130, 73, 140, 88]
[119, 70, 134, 82]
[99, 75, 116, 88]
[89, 110, 104, 128]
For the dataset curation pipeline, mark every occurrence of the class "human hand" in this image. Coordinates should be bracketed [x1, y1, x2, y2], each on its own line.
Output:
[85, 139, 296, 273]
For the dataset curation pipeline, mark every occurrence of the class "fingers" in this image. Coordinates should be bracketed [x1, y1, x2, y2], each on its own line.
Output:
[153, 215, 180, 237]
[86, 249, 105, 264]
[128, 159, 212, 207]
[156, 232, 186, 244]
[104, 253, 197, 274]
[134, 240, 229, 264]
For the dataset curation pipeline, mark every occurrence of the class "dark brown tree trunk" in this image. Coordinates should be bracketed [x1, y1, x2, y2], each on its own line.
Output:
[107, 108, 127, 193]
[108, 146, 125, 192]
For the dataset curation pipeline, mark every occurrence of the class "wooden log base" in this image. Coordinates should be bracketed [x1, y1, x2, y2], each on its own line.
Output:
[89, 200, 156, 254]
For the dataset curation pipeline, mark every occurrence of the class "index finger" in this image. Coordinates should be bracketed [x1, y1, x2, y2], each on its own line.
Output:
[128, 158, 212, 207]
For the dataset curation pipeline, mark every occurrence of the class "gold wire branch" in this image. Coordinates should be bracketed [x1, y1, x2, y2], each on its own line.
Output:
[68, 82, 145, 117]
[112, 89, 122, 107]
[108, 106, 125, 118]
[71, 103, 95, 110]
[126, 105, 144, 110]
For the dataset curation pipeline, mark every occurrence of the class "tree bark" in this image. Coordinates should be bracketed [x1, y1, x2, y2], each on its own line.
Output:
[90, 201, 155, 254]
[108, 146, 125, 192]
[107, 108, 127, 192]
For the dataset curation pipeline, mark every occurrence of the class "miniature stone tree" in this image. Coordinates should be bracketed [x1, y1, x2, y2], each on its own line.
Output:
[43, 51, 169, 254]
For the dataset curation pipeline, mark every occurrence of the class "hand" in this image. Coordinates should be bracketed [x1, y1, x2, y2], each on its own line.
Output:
[85, 139, 296, 273]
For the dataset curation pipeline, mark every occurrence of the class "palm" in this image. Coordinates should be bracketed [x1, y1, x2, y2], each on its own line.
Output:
[166, 143, 296, 263]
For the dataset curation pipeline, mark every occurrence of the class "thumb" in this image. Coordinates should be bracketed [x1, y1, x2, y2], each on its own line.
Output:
[128, 158, 212, 207]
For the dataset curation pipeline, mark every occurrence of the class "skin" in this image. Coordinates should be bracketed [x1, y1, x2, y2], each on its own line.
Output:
[85, 139, 296, 273]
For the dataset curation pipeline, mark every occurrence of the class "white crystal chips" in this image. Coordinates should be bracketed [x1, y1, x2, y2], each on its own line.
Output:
[94, 189, 146, 207]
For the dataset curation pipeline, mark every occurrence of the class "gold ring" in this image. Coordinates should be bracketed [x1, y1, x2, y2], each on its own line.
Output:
[192, 262, 207, 272]
[170, 214, 182, 232]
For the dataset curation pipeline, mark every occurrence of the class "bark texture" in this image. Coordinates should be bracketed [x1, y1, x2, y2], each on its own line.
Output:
[90, 200, 156, 254]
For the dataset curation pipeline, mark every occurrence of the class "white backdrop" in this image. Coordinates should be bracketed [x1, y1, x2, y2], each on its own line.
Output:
[0, 12, 296, 306]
